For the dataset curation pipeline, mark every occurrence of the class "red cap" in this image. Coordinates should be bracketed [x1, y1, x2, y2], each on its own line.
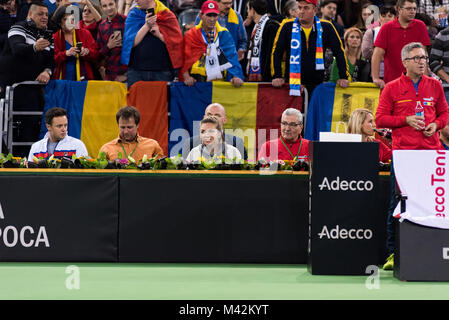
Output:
[201, 0, 220, 15]
[300, 0, 317, 6]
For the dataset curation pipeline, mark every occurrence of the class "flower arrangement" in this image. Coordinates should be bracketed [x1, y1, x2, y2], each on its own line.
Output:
[0, 152, 392, 171]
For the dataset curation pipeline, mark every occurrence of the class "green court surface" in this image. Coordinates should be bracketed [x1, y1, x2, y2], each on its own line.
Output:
[0, 263, 448, 300]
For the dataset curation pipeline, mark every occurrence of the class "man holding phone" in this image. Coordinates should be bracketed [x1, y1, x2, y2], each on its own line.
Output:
[0, 1, 54, 96]
[97, 0, 127, 81]
[120, 0, 183, 88]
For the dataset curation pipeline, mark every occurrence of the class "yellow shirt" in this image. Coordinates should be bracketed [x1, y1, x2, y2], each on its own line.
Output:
[302, 27, 312, 49]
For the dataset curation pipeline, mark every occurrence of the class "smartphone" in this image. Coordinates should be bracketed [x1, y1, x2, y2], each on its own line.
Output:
[146, 8, 155, 16]
[113, 30, 122, 41]
[76, 42, 83, 52]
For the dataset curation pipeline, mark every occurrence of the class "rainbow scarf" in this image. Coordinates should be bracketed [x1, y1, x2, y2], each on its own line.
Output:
[289, 16, 323, 96]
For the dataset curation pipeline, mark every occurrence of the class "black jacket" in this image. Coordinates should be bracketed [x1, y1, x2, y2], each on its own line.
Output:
[272, 18, 348, 87]
[247, 17, 280, 82]
[0, 20, 54, 88]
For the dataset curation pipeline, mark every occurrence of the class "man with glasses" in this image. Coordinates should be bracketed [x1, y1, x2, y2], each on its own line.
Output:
[375, 42, 449, 270]
[371, 0, 430, 89]
[257, 108, 309, 162]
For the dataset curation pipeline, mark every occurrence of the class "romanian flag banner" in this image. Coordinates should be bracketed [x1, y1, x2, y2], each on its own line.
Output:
[169, 81, 304, 161]
[42, 80, 128, 157]
[127, 81, 169, 155]
[305, 82, 381, 141]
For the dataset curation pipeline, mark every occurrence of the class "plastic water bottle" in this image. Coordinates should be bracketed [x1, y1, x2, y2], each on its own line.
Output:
[415, 101, 424, 118]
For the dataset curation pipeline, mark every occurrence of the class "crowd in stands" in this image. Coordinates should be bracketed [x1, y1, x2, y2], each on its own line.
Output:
[2, 0, 449, 92]
[4, 0, 449, 167]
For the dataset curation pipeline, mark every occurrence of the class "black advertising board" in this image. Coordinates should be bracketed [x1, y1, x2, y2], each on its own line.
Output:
[308, 142, 380, 275]
[395, 220, 449, 281]
[118, 175, 308, 263]
[0, 175, 118, 261]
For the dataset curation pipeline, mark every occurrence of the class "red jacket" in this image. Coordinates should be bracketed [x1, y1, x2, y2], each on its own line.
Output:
[375, 74, 449, 150]
[52, 28, 99, 80]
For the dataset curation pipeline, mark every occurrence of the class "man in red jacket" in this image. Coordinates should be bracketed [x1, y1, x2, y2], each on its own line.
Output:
[375, 41, 449, 271]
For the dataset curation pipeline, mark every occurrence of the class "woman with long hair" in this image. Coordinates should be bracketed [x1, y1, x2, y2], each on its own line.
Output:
[330, 27, 371, 82]
[347, 108, 391, 163]
[52, 5, 99, 81]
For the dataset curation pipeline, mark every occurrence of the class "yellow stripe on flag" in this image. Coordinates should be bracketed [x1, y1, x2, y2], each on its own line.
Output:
[212, 81, 258, 160]
[80, 81, 128, 157]
[331, 82, 380, 134]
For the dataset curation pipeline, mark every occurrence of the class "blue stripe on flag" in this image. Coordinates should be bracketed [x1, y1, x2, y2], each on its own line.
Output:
[168, 82, 213, 155]
[304, 82, 336, 141]
[42, 80, 87, 139]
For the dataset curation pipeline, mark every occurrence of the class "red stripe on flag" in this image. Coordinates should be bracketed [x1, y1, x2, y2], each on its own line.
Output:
[127, 81, 169, 156]
[255, 84, 304, 157]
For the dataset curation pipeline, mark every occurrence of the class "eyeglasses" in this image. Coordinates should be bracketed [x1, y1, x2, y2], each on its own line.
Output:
[404, 55, 429, 63]
[281, 122, 302, 128]
[205, 13, 218, 17]
[400, 6, 417, 11]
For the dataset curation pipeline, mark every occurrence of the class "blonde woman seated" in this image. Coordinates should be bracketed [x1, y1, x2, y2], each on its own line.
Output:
[347, 108, 391, 163]
[186, 116, 242, 163]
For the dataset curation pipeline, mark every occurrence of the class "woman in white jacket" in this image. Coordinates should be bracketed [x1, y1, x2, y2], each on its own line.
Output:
[186, 116, 242, 163]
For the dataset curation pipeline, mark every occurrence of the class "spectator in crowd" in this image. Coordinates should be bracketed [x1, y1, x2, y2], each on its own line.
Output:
[371, 0, 430, 89]
[362, 5, 396, 61]
[330, 27, 371, 82]
[271, 0, 348, 97]
[28, 107, 88, 161]
[418, 0, 449, 30]
[180, 0, 244, 87]
[180, 102, 248, 159]
[266, 0, 288, 21]
[0, 1, 54, 96]
[352, 2, 374, 33]
[120, 0, 183, 88]
[99, 105, 164, 161]
[117, 0, 134, 16]
[318, 0, 344, 81]
[415, 12, 438, 41]
[52, 5, 99, 80]
[79, 0, 102, 40]
[283, 0, 298, 18]
[258, 108, 309, 162]
[347, 108, 392, 162]
[246, 0, 279, 82]
[186, 116, 242, 162]
[97, 0, 127, 81]
[430, 15, 449, 103]
[195, 0, 248, 61]
[375, 42, 449, 270]
[319, 0, 344, 39]
[0, 0, 29, 49]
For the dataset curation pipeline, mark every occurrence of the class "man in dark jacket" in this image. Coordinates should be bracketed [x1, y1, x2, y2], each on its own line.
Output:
[271, 0, 348, 97]
[245, 0, 279, 82]
[0, 1, 54, 96]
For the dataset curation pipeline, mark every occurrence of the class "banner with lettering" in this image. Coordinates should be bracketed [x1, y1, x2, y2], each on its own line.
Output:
[393, 150, 449, 229]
